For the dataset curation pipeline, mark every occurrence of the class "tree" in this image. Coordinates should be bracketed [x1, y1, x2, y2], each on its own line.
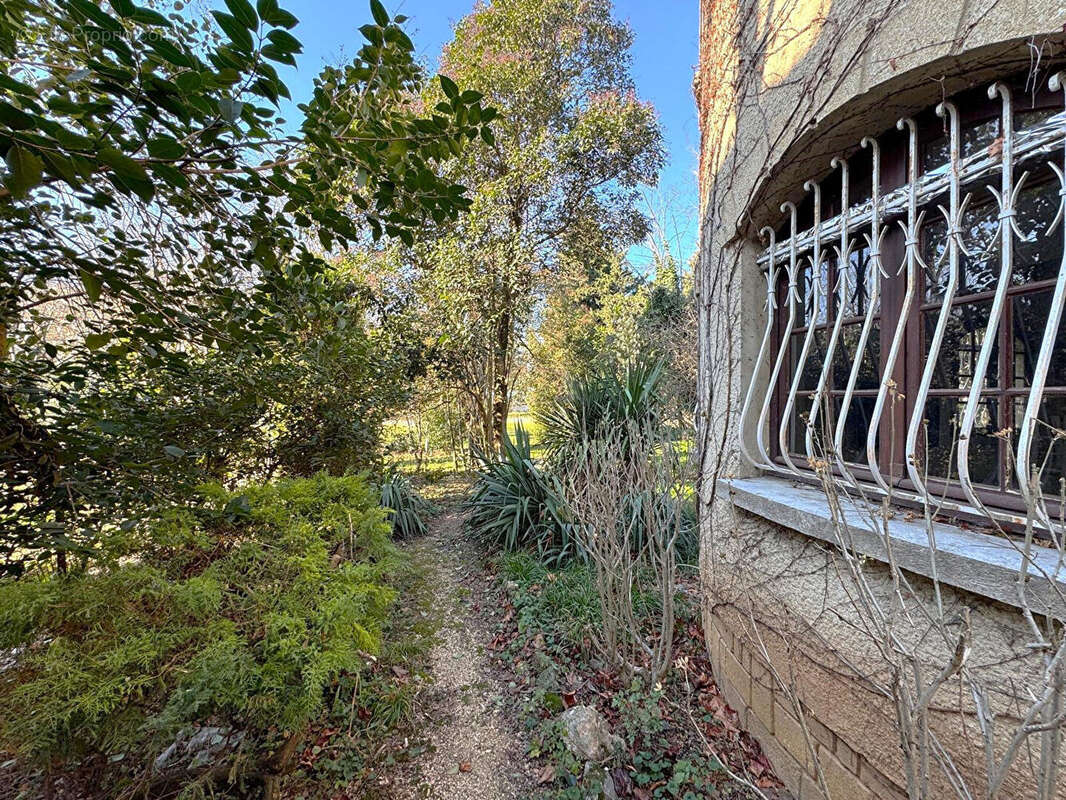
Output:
[0, 0, 492, 573]
[418, 0, 663, 451]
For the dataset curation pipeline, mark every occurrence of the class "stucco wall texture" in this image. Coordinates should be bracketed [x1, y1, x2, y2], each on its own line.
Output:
[695, 1, 1066, 798]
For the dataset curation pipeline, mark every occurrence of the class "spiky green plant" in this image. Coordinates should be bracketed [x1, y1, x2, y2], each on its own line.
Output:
[465, 426, 577, 564]
[537, 357, 665, 465]
[379, 472, 433, 539]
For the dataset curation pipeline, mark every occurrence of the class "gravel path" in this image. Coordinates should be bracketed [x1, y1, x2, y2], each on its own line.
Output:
[392, 511, 534, 800]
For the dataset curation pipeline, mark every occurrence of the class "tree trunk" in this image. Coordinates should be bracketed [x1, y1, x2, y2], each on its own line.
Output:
[491, 308, 512, 452]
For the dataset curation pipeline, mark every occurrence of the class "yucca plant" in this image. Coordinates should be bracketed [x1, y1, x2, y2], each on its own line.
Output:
[465, 425, 577, 564]
[379, 472, 433, 539]
[537, 356, 665, 466]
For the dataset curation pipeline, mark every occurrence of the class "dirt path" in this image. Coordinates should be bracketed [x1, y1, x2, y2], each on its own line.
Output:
[392, 510, 535, 800]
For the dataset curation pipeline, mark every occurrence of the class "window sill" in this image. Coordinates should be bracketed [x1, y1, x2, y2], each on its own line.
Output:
[726, 476, 1066, 619]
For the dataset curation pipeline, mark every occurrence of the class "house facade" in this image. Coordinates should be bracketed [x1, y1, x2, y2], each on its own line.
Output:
[695, 1, 1066, 797]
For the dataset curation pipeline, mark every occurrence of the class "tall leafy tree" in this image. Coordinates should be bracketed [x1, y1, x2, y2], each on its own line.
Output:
[419, 0, 663, 451]
[0, 0, 492, 572]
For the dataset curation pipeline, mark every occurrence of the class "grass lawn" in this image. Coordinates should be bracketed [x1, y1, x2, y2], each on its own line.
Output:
[385, 411, 545, 479]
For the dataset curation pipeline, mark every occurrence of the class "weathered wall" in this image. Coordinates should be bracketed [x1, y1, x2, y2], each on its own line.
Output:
[695, 0, 1066, 797]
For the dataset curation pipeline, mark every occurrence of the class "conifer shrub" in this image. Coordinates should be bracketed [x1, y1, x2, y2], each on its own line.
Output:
[0, 473, 402, 797]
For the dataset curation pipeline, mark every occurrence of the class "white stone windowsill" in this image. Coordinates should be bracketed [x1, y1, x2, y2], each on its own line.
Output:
[726, 476, 1066, 619]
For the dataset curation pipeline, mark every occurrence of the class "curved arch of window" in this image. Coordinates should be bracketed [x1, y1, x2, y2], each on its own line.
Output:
[739, 71, 1066, 532]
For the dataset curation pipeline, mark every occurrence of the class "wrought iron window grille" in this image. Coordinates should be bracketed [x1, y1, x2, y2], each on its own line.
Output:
[739, 74, 1066, 533]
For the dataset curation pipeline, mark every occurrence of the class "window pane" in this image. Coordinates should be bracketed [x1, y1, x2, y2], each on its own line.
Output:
[923, 396, 1000, 487]
[790, 394, 813, 455]
[840, 244, 876, 317]
[1013, 177, 1061, 285]
[834, 322, 880, 390]
[791, 329, 826, 391]
[834, 395, 875, 464]
[1011, 396, 1066, 497]
[924, 300, 998, 389]
[795, 256, 830, 326]
[920, 118, 998, 174]
[923, 200, 1001, 301]
[1012, 291, 1066, 388]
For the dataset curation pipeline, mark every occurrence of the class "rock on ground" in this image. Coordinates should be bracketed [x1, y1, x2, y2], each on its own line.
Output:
[560, 706, 623, 764]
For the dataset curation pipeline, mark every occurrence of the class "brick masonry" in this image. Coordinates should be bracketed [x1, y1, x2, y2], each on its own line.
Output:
[705, 610, 908, 800]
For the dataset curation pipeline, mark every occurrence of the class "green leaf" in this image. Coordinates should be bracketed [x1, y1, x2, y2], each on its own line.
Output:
[69, 0, 123, 32]
[79, 270, 102, 302]
[439, 74, 458, 100]
[129, 6, 170, 26]
[163, 445, 186, 458]
[98, 147, 148, 182]
[5, 145, 43, 197]
[480, 126, 494, 146]
[147, 136, 185, 160]
[0, 101, 34, 131]
[40, 151, 80, 188]
[213, 11, 254, 51]
[98, 147, 154, 201]
[85, 332, 111, 350]
[224, 0, 258, 29]
[175, 71, 202, 92]
[460, 90, 483, 104]
[370, 0, 389, 26]
[150, 38, 193, 68]
[266, 28, 301, 54]
[260, 44, 295, 65]
[258, 0, 297, 27]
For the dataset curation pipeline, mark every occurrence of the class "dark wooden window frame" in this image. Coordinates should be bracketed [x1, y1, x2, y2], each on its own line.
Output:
[768, 75, 1066, 520]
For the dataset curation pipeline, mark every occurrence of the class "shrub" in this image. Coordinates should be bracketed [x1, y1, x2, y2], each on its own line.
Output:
[465, 426, 577, 564]
[379, 471, 433, 538]
[537, 357, 664, 466]
[0, 473, 401, 796]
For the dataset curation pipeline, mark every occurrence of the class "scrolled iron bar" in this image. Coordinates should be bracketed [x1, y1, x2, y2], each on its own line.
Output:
[755, 111, 1066, 271]
[958, 82, 1029, 510]
[738, 227, 781, 471]
[745, 86, 1066, 531]
[905, 101, 967, 502]
[806, 158, 852, 464]
[867, 117, 924, 495]
[755, 203, 800, 474]
[778, 184, 823, 474]
[833, 136, 886, 486]
[1015, 72, 1066, 528]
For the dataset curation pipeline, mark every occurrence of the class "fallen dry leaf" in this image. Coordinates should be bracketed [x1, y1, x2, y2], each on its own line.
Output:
[458, 761, 472, 773]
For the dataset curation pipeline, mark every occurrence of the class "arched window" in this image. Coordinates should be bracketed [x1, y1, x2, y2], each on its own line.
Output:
[741, 72, 1066, 529]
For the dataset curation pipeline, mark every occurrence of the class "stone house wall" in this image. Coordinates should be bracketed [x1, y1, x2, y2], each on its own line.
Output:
[694, 1, 1066, 797]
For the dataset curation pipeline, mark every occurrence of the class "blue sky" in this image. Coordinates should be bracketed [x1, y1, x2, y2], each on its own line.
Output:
[277, 0, 699, 273]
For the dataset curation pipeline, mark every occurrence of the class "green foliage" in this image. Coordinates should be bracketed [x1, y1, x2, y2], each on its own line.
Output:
[0, 1, 491, 573]
[527, 246, 696, 423]
[465, 426, 576, 564]
[379, 471, 433, 538]
[0, 473, 402, 794]
[500, 552, 600, 642]
[537, 356, 664, 465]
[500, 559, 731, 800]
[412, 0, 663, 452]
